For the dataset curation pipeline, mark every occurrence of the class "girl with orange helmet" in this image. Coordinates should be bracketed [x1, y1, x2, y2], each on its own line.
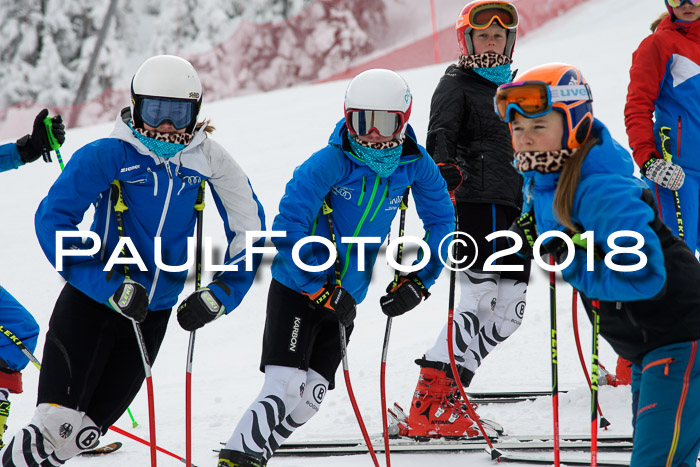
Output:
[498, 62, 700, 466]
[404, 0, 530, 439]
[625, 1, 700, 253]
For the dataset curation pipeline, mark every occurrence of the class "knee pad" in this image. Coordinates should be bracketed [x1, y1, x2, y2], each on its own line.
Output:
[457, 270, 499, 322]
[29, 404, 86, 453]
[260, 366, 307, 422]
[493, 278, 527, 326]
[50, 413, 100, 462]
[293, 369, 329, 424]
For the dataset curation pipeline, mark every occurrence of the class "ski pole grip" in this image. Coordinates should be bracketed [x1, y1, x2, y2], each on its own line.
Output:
[43, 116, 61, 151]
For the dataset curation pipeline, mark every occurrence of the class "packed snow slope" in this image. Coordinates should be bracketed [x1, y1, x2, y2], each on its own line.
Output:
[1, 0, 692, 465]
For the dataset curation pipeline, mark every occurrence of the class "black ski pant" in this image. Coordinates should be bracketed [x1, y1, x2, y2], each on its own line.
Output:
[37, 283, 171, 433]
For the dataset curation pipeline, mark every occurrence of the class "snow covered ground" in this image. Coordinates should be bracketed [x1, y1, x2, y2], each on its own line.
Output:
[1, 0, 694, 466]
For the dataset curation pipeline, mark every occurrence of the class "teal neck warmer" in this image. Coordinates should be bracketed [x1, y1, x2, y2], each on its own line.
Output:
[473, 64, 513, 86]
[348, 137, 403, 178]
[129, 123, 187, 158]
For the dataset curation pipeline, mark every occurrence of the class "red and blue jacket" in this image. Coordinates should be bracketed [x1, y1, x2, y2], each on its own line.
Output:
[625, 16, 700, 170]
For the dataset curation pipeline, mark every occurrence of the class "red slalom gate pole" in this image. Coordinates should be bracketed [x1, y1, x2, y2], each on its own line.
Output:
[109, 425, 194, 466]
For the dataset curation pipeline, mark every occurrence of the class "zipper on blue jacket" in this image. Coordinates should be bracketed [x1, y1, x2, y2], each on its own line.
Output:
[147, 167, 158, 196]
[148, 161, 174, 302]
[357, 177, 366, 206]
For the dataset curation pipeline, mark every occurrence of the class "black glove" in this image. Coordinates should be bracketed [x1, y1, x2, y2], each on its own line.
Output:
[380, 273, 430, 317]
[303, 282, 356, 327]
[508, 211, 538, 259]
[177, 288, 225, 331]
[106, 279, 149, 323]
[437, 163, 464, 192]
[16, 109, 65, 164]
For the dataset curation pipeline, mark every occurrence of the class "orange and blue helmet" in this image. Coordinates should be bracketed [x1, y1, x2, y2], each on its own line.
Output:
[494, 63, 594, 150]
[456, 1, 519, 58]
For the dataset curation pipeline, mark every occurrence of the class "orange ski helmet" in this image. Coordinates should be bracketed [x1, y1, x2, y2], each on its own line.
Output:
[456, 1, 519, 58]
[495, 63, 594, 150]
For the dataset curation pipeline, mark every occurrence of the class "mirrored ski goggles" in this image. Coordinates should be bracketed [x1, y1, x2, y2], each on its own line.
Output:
[457, 2, 519, 30]
[667, 0, 700, 7]
[138, 97, 196, 130]
[345, 109, 406, 137]
[494, 81, 592, 122]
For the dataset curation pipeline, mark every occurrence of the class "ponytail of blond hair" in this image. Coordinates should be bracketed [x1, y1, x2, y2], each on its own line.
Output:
[552, 136, 599, 232]
[195, 119, 215, 134]
[650, 12, 668, 32]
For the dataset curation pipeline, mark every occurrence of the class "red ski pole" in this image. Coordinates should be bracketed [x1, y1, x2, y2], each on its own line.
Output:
[549, 256, 560, 467]
[186, 182, 206, 467]
[380, 187, 410, 467]
[590, 298, 601, 467]
[324, 196, 380, 467]
[446, 192, 501, 461]
[109, 425, 195, 466]
[571, 289, 610, 428]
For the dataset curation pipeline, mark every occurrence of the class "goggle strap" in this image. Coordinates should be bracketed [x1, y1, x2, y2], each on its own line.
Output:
[549, 85, 592, 103]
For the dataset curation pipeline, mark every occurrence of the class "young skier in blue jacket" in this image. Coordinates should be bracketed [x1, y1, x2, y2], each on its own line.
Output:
[497, 62, 700, 466]
[0, 56, 266, 466]
[0, 109, 64, 447]
[218, 69, 455, 467]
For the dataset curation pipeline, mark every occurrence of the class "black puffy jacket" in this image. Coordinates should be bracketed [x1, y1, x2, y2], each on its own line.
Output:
[426, 64, 522, 208]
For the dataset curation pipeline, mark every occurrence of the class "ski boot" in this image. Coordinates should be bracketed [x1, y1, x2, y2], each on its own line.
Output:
[218, 449, 265, 467]
[406, 366, 498, 439]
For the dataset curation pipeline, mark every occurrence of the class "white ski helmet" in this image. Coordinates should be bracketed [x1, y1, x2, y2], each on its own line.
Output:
[130, 55, 202, 133]
[344, 69, 412, 139]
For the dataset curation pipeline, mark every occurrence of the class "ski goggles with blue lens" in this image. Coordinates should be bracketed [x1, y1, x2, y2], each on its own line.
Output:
[138, 97, 195, 130]
[494, 81, 592, 122]
[667, 0, 700, 7]
[345, 109, 406, 137]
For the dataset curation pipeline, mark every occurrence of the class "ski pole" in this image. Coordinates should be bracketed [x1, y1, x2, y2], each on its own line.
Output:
[549, 256, 560, 467]
[109, 425, 195, 466]
[659, 127, 684, 241]
[126, 407, 138, 428]
[0, 324, 42, 371]
[445, 191, 501, 461]
[590, 298, 601, 467]
[571, 289, 609, 428]
[323, 196, 380, 467]
[380, 187, 410, 467]
[43, 115, 65, 170]
[186, 181, 206, 467]
[110, 181, 158, 467]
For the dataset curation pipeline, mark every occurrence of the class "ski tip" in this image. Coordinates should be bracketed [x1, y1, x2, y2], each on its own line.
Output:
[81, 441, 123, 455]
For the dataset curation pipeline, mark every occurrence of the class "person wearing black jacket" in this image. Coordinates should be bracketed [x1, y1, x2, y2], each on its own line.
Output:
[402, 1, 531, 439]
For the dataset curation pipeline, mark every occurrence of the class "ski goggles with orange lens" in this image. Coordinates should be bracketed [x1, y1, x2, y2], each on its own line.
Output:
[666, 0, 700, 7]
[494, 81, 592, 122]
[345, 109, 406, 137]
[457, 2, 519, 30]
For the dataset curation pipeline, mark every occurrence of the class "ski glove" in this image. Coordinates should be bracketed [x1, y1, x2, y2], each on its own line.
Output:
[106, 279, 149, 323]
[642, 158, 685, 191]
[16, 109, 65, 164]
[303, 283, 356, 327]
[177, 288, 226, 331]
[437, 162, 464, 192]
[380, 273, 430, 317]
[508, 211, 538, 259]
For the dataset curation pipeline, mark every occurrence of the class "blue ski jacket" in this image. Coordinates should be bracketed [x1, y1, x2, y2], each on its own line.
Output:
[523, 119, 667, 301]
[271, 119, 455, 304]
[523, 119, 700, 364]
[35, 110, 266, 312]
[1, 144, 39, 370]
[0, 143, 24, 172]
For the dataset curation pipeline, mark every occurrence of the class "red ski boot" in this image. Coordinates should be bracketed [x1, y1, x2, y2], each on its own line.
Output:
[407, 366, 490, 439]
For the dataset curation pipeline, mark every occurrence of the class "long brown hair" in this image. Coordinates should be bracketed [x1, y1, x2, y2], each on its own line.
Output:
[552, 136, 599, 232]
[195, 119, 215, 134]
[651, 12, 669, 32]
